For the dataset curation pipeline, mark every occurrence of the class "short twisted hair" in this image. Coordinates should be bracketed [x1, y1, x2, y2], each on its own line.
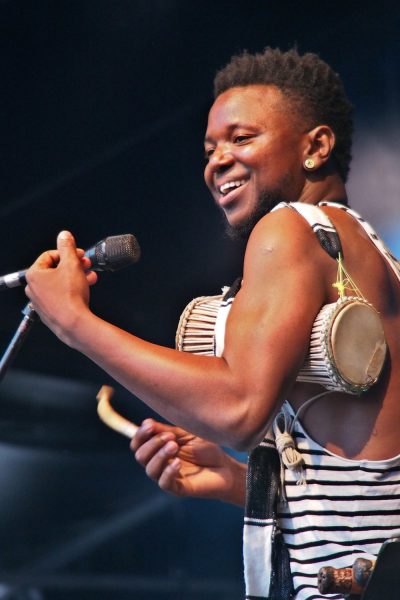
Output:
[214, 47, 353, 181]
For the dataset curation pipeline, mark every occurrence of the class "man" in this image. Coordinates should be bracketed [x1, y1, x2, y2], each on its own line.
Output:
[25, 48, 400, 599]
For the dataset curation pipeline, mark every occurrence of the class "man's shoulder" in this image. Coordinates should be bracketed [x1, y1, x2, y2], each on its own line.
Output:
[247, 203, 321, 258]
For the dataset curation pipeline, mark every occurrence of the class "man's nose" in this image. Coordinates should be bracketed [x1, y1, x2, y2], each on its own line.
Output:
[208, 144, 234, 171]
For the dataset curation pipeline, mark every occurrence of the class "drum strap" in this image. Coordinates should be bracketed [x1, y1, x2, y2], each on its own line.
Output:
[271, 201, 343, 259]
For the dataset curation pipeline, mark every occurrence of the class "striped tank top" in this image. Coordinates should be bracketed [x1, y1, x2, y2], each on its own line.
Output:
[277, 401, 400, 600]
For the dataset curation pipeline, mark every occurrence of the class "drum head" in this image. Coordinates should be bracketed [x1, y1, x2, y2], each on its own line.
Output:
[329, 301, 387, 388]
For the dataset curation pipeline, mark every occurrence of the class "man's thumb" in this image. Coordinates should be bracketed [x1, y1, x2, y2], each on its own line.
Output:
[57, 230, 76, 252]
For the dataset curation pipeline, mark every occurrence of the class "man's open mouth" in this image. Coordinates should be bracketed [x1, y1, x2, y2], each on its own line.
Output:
[219, 179, 247, 195]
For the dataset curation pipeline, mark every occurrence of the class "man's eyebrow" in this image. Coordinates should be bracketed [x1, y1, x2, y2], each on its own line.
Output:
[204, 123, 259, 145]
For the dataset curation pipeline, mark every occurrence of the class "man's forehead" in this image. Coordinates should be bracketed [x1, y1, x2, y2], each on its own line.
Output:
[205, 84, 291, 136]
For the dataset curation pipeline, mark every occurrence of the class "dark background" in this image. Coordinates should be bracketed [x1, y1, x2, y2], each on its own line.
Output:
[0, 1, 399, 598]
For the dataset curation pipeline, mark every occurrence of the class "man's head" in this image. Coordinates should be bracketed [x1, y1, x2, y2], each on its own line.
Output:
[214, 47, 353, 182]
[204, 48, 353, 239]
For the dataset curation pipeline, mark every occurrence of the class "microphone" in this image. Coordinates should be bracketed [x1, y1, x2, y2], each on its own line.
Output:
[0, 234, 141, 291]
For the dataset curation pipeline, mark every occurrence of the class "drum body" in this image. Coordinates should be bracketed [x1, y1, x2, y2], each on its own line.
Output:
[297, 297, 387, 394]
[176, 294, 223, 355]
[176, 295, 387, 395]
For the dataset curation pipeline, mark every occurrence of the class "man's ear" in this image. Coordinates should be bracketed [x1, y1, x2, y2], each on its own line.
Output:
[302, 125, 336, 171]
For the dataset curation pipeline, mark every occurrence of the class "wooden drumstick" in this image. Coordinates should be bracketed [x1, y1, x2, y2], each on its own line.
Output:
[96, 385, 138, 439]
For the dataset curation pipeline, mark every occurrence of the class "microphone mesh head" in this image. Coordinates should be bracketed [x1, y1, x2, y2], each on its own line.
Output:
[99, 234, 141, 271]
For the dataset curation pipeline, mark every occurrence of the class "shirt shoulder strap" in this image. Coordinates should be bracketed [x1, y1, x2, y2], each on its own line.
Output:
[271, 201, 343, 259]
[320, 201, 400, 282]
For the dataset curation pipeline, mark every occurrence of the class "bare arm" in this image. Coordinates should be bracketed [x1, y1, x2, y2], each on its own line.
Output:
[25, 210, 328, 450]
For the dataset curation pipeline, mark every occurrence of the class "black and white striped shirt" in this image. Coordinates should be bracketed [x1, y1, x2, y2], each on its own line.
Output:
[278, 401, 400, 600]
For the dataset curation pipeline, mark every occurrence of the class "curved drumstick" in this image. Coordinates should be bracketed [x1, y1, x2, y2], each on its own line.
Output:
[96, 385, 138, 438]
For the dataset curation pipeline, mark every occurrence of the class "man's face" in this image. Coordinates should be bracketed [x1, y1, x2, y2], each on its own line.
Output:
[204, 85, 308, 236]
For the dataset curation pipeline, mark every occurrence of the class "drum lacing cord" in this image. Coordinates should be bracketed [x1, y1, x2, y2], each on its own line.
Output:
[333, 253, 364, 300]
[273, 391, 332, 502]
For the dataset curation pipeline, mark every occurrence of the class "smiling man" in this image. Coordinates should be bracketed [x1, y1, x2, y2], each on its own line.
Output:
[204, 85, 314, 236]
[25, 48, 400, 599]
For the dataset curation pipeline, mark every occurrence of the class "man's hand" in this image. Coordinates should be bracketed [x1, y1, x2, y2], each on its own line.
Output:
[25, 231, 97, 344]
[131, 419, 246, 506]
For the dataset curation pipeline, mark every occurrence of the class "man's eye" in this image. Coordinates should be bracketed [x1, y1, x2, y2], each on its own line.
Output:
[234, 135, 251, 144]
[204, 148, 215, 160]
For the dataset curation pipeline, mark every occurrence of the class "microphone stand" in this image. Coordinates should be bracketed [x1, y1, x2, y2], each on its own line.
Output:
[0, 303, 38, 382]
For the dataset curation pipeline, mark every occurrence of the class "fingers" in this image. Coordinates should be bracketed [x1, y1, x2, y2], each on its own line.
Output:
[25, 250, 59, 301]
[29, 249, 60, 270]
[85, 270, 98, 286]
[142, 437, 180, 484]
[131, 419, 181, 487]
[79, 254, 91, 270]
[30, 236, 96, 286]
[157, 458, 182, 493]
[130, 419, 177, 451]
[27, 231, 79, 273]
[78, 253, 98, 286]
[133, 428, 177, 469]
[76, 249, 98, 286]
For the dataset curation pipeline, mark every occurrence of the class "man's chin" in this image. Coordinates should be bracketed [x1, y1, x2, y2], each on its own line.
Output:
[224, 190, 288, 241]
[225, 219, 256, 241]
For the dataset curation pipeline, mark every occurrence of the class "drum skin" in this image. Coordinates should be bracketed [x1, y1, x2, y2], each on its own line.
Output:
[329, 300, 387, 389]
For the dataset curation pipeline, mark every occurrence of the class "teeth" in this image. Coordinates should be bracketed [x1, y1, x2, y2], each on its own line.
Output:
[219, 179, 246, 195]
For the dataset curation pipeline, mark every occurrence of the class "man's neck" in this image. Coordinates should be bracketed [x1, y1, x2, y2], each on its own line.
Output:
[298, 168, 347, 206]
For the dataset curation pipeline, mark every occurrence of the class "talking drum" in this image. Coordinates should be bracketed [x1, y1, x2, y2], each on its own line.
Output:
[176, 294, 387, 395]
[176, 294, 224, 356]
[298, 296, 387, 394]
